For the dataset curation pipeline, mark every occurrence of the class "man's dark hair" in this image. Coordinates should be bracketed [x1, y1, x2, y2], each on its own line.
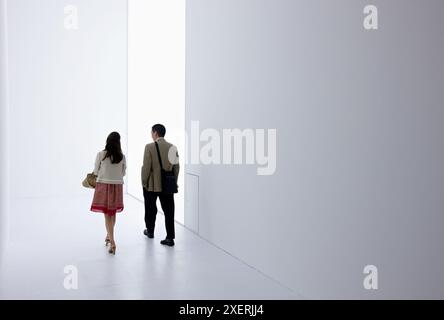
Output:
[152, 124, 166, 137]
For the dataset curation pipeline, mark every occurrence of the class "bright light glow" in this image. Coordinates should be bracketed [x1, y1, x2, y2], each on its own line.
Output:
[128, 0, 186, 223]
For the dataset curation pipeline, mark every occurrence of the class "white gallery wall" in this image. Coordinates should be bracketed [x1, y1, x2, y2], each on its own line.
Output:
[186, 0, 444, 298]
[7, 0, 128, 199]
[0, 0, 9, 265]
[128, 0, 185, 223]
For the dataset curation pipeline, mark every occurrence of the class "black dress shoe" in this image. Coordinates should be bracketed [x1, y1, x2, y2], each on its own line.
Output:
[143, 229, 154, 238]
[160, 239, 175, 247]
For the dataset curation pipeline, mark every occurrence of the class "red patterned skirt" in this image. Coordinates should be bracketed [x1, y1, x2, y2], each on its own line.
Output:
[90, 183, 124, 216]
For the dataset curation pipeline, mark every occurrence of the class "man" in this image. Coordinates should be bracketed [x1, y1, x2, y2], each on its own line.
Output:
[141, 124, 180, 246]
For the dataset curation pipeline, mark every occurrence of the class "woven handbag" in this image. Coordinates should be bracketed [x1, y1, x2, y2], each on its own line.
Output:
[82, 172, 97, 189]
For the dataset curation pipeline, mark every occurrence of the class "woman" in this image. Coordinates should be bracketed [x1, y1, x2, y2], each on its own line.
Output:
[90, 132, 126, 255]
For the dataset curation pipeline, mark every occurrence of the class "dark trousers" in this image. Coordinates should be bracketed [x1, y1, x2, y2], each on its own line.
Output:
[143, 189, 175, 240]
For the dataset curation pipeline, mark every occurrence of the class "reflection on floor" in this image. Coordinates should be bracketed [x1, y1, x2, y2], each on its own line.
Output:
[0, 195, 300, 299]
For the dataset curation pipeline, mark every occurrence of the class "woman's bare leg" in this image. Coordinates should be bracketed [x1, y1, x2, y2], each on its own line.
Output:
[105, 214, 114, 242]
[107, 214, 117, 254]
[111, 215, 116, 244]
[104, 215, 110, 244]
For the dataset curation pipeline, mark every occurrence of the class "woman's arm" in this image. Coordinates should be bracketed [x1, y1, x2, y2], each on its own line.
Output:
[93, 152, 101, 176]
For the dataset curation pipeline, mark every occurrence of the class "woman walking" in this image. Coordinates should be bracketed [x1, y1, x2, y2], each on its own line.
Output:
[90, 132, 126, 255]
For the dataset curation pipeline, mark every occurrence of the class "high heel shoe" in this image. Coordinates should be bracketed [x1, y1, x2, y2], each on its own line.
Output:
[105, 238, 111, 246]
[109, 244, 116, 255]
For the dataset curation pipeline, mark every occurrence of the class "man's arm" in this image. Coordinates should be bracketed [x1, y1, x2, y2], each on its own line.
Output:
[172, 146, 180, 182]
[141, 145, 151, 188]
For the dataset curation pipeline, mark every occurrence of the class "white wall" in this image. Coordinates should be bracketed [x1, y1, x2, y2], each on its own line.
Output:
[186, 0, 444, 298]
[7, 0, 127, 199]
[0, 0, 9, 265]
[128, 0, 185, 223]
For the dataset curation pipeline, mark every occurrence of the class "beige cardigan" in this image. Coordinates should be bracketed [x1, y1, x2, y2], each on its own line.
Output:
[141, 138, 180, 192]
[94, 150, 126, 185]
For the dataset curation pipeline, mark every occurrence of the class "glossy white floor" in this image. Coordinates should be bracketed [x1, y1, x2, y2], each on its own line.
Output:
[0, 195, 300, 299]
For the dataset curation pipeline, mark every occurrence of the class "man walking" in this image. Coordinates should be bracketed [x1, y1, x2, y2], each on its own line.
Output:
[141, 124, 180, 246]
